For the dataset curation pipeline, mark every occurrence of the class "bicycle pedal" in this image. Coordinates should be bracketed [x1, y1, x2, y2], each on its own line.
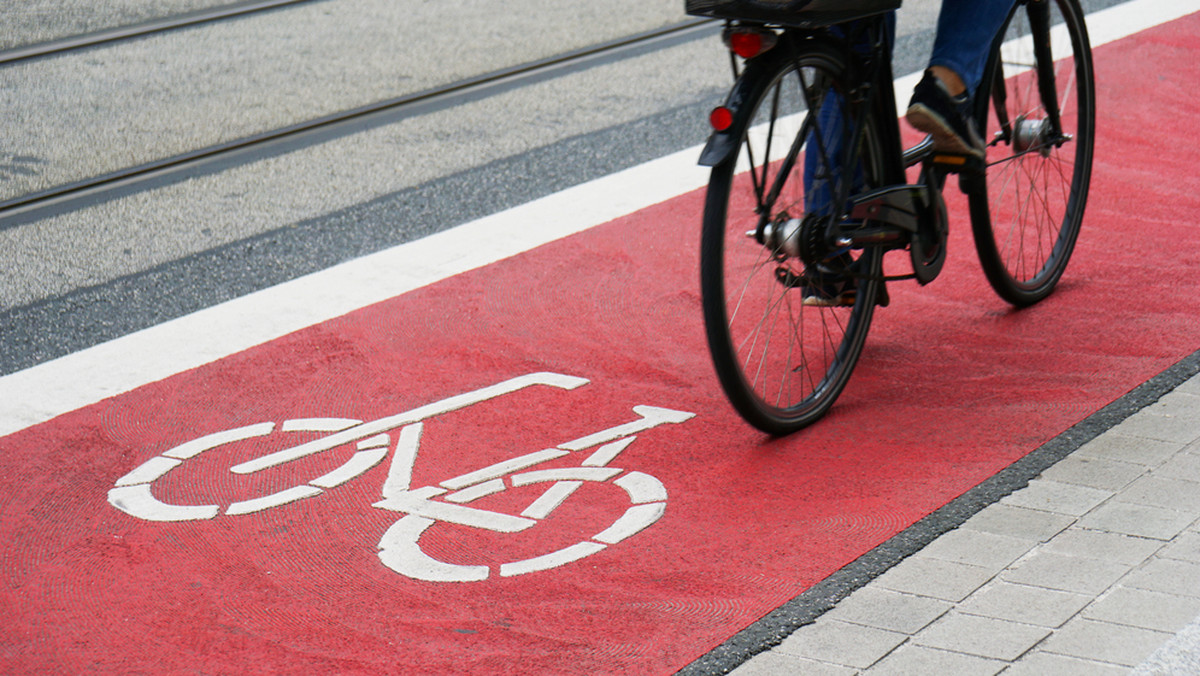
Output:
[930, 153, 985, 175]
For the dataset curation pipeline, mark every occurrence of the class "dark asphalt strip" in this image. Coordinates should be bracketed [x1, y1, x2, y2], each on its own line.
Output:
[0, 100, 717, 376]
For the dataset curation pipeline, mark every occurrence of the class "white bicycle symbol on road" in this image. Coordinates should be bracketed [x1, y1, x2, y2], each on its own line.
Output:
[108, 373, 695, 582]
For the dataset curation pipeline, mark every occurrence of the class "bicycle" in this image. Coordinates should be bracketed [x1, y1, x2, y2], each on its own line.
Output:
[687, 0, 1094, 434]
[107, 372, 695, 582]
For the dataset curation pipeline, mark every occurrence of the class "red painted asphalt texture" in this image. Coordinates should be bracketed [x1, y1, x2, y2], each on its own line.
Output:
[2, 12, 1199, 675]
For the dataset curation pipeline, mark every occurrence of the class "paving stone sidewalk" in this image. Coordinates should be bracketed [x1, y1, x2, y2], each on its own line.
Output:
[731, 374, 1200, 675]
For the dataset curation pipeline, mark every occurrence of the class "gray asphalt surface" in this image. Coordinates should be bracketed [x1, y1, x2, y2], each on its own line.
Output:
[2, 0, 240, 49]
[0, 0, 689, 202]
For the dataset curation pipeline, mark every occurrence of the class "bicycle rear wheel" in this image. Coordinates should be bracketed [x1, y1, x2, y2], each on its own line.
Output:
[700, 45, 885, 434]
[969, 0, 1095, 306]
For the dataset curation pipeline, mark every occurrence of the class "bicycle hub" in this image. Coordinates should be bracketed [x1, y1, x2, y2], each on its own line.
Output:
[758, 215, 804, 260]
[1013, 116, 1052, 157]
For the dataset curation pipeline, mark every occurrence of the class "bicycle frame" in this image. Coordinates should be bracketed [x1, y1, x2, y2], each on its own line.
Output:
[701, 0, 1070, 287]
[700, 16, 934, 276]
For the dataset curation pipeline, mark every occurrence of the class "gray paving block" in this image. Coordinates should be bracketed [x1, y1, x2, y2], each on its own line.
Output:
[1122, 558, 1200, 598]
[1003, 650, 1131, 676]
[1040, 526, 1164, 565]
[822, 586, 952, 635]
[1076, 501, 1195, 540]
[910, 611, 1050, 661]
[864, 643, 1005, 676]
[1176, 376, 1200, 396]
[1039, 454, 1146, 491]
[1001, 550, 1131, 595]
[1084, 586, 1200, 633]
[917, 528, 1032, 570]
[957, 580, 1090, 628]
[1116, 475, 1200, 512]
[960, 503, 1074, 542]
[1150, 452, 1200, 484]
[1159, 530, 1200, 563]
[1131, 612, 1200, 676]
[1143, 392, 1200, 419]
[729, 651, 856, 676]
[873, 556, 995, 602]
[1000, 479, 1113, 517]
[1112, 409, 1200, 445]
[1074, 433, 1182, 467]
[774, 619, 907, 669]
[1041, 617, 1172, 666]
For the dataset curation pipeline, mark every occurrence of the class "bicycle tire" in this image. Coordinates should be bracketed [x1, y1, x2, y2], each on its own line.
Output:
[969, 0, 1095, 306]
[700, 43, 885, 435]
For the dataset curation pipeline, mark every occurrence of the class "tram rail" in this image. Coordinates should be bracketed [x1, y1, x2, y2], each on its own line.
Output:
[0, 0, 315, 67]
[0, 18, 714, 222]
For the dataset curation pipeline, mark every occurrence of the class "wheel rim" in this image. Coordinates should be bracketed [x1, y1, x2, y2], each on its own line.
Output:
[709, 58, 881, 424]
[982, 0, 1092, 290]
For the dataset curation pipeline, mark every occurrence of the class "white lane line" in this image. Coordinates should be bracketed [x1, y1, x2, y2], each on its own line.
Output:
[1, 0, 1196, 439]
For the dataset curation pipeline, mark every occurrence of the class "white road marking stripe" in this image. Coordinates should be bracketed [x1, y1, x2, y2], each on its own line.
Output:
[225, 485, 323, 516]
[593, 502, 667, 544]
[107, 484, 221, 522]
[498, 542, 607, 578]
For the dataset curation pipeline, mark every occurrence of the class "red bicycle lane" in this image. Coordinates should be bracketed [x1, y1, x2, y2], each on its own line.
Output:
[3, 10, 1200, 675]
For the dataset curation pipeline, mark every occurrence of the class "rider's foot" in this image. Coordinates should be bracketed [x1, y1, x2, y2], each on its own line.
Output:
[906, 70, 986, 158]
[801, 265, 890, 308]
[802, 267, 856, 307]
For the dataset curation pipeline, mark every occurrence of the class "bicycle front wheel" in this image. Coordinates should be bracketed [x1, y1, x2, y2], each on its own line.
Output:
[700, 45, 885, 435]
[970, 0, 1095, 306]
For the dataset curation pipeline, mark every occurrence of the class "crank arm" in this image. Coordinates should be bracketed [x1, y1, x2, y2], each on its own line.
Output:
[848, 184, 924, 233]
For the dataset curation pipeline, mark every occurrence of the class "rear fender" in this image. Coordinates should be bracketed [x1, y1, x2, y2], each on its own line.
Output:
[698, 57, 762, 168]
[697, 35, 841, 167]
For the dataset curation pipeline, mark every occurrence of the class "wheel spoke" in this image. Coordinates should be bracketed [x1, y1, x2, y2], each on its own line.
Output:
[972, 0, 1091, 304]
[701, 47, 882, 433]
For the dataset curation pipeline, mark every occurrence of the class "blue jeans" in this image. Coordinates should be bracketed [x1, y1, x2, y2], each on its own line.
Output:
[803, 15, 894, 216]
[929, 0, 1018, 95]
[803, 1, 1016, 216]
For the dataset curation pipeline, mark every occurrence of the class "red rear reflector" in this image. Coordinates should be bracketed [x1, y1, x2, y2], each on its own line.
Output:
[709, 107, 734, 132]
[729, 32, 764, 59]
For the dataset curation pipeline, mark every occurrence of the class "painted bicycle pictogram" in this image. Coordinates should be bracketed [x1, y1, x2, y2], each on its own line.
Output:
[108, 372, 695, 581]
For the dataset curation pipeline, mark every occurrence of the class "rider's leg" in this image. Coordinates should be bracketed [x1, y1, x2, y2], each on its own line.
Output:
[907, 0, 1017, 156]
[928, 0, 1017, 96]
[802, 11, 896, 217]
[801, 89, 860, 307]
[800, 14, 895, 307]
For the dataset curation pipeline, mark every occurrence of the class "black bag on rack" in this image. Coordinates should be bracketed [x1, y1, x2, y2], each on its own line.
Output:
[685, 0, 901, 27]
